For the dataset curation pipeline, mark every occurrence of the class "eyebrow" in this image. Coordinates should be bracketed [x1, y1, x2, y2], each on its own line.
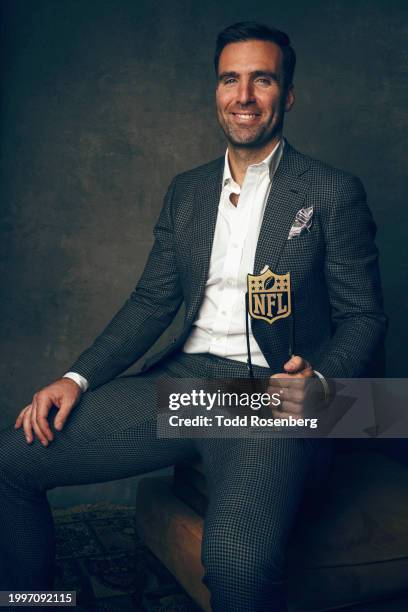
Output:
[218, 70, 279, 82]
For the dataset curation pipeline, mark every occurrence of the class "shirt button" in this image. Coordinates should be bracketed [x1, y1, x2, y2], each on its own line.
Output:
[232, 243, 239, 248]
[221, 310, 227, 316]
[227, 279, 234, 287]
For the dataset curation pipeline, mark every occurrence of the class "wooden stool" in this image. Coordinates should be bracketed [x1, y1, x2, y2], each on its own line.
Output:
[136, 451, 408, 611]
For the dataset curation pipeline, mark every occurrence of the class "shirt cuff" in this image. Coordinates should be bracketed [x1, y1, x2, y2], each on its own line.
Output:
[313, 369, 330, 403]
[63, 372, 89, 393]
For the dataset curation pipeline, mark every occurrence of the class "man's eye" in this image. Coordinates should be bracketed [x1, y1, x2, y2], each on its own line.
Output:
[224, 78, 237, 85]
[256, 78, 271, 86]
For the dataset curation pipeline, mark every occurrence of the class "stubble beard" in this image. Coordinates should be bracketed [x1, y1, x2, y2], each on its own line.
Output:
[218, 112, 284, 151]
[223, 124, 270, 149]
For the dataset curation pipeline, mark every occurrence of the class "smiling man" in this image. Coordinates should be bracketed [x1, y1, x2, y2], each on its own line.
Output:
[216, 39, 294, 151]
[0, 22, 386, 612]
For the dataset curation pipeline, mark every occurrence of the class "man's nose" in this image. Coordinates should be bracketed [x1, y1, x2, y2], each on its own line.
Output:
[236, 81, 255, 105]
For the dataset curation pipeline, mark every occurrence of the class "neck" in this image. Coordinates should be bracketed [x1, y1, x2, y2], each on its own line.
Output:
[227, 136, 281, 186]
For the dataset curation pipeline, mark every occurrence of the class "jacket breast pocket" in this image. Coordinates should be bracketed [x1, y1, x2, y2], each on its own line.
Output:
[278, 225, 325, 281]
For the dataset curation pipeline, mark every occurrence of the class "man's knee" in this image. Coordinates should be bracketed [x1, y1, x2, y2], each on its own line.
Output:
[0, 427, 44, 495]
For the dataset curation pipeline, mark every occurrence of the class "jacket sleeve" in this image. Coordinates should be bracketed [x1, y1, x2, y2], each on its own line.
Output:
[68, 177, 184, 389]
[314, 175, 387, 377]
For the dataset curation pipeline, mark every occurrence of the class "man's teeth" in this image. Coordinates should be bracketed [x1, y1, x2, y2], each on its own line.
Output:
[235, 113, 257, 119]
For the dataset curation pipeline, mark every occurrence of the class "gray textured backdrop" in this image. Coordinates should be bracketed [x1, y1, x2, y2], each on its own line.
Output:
[1, 0, 407, 436]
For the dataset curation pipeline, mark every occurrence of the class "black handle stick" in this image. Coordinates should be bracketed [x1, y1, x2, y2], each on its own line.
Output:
[288, 290, 295, 359]
[245, 292, 255, 380]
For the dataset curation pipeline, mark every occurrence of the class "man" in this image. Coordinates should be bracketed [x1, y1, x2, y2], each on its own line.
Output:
[0, 22, 386, 611]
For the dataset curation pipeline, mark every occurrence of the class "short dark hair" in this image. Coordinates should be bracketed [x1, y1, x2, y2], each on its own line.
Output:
[214, 21, 296, 89]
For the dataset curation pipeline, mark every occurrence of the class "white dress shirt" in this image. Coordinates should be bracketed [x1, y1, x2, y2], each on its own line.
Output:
[183, 140, 283, 367]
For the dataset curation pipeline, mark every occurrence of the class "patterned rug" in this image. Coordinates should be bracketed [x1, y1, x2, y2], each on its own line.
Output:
[53, 503, 200, 611]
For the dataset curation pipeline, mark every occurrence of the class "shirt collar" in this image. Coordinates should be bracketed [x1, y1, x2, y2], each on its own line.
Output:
[222, 139, 284, 188]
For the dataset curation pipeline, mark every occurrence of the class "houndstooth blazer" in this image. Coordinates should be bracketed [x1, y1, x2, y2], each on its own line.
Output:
[70, 140, 387, 389]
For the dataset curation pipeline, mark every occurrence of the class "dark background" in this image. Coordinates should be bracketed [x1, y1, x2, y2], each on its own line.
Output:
[1, 0, 407, 502]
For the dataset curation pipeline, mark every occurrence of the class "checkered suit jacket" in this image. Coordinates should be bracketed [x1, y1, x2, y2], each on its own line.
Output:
[70, 140, 387, 389]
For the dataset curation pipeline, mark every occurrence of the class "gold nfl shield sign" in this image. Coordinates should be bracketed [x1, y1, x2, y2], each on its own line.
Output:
[247, 267, 291, 325]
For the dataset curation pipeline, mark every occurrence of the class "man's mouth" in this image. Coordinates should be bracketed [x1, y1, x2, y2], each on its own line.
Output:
[231, 112, 261, 122]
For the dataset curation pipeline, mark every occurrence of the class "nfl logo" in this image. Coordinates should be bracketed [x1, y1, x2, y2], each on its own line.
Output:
[247, 267, 291, 325]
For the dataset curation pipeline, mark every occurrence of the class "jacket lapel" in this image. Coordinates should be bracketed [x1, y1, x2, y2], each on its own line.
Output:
[253, 141, 311, 275]
[187, 157, 224, 318]
[186, 143, 312, 323]
[251, 141, 313, 369]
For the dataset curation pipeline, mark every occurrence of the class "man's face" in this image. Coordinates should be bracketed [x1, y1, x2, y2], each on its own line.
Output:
[216, 39, 294, 149]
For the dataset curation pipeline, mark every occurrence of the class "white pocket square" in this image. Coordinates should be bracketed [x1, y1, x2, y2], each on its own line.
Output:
[288, 206, 313, 240]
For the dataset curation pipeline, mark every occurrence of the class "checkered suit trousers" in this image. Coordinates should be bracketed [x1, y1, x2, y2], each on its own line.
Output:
[0, 352, 331, 611]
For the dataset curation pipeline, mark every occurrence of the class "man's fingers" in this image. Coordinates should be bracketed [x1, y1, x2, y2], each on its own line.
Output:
[16, 378, 81, 444]
[54, 404, 73, 431]
[268, 377, 313, 415]
[31, 393, 54, 445]
[284, 355, 308, 372]
[269, 361, 317, 421]
[272, 408, 305, 421]
[277, 387, 305, 404]
[270, 374, 310, 385]
[14, 405, 31, 429]
[22, 406, 34, 443]
[283, 355, 311, 373]
[268, 377, 308, 393]
[53, 393, 77, 430]
[36, 399, 55, 442]
[36, 410, 54, 443]
[270, 372, 291, 380]
[30, 402, 49, 446]
[278, 401, 304, 415]
[35, 392, 55, 436]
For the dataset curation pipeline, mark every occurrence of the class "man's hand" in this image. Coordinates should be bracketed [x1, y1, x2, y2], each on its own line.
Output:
[267, 355, 314, 420]
[14, 378, 82, 446]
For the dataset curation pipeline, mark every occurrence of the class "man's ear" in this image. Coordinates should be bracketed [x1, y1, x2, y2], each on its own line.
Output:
[284, 85, 295, 113]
